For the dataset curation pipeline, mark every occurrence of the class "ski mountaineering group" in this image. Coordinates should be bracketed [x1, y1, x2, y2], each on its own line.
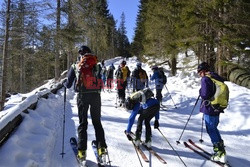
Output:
[64, 45, 229, 167]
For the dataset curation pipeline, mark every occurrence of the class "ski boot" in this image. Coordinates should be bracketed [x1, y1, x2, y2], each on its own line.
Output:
[134, 132, 141, 147]
[211, 141, 227, 163]
[98, 147, 107, 166]
[77, 150, 87, 166]
[144, 138, 152, 148]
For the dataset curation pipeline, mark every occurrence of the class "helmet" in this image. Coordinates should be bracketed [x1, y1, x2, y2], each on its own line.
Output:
[151, 65, 158, 70]
[136, 62, 142, 67]
[125, 97, 136, 110]
[78, 45, 91, 55]
[197, 62, 210, 73]
[121, 60, 126, 66]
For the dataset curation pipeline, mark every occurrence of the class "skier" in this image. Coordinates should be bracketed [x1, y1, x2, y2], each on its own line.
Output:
[125, 88, 160, 148]
[115, 60, 131, 107]
[64, 45, 107, 163]
[106, 63, 115, 91]
[197, 62, 227, 163]
[100, 59, 107, 87]
[150, 66, 164, 104]
[131, 62, 148, 92]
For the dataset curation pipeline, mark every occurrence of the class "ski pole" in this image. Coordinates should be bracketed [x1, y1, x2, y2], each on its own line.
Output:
[106, 148, 112, 167]
[132, 140, 143, 167]
[164, 85, 177, 109]
[60, 86, 66, 158]
[115, 94, 118, 108]
[157, 128, 187, 167]
[176, 95, 200, 145]
[199, 114, 204, 143]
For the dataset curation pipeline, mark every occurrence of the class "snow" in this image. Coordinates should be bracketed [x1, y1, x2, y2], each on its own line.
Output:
[0, 54, 250, 167]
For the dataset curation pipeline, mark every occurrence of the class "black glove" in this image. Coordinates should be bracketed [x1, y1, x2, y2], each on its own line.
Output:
[125, 130, 133, 141]
[154, 120, 159, 129]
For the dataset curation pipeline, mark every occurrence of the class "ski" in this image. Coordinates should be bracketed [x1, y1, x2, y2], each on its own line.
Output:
[129, 132, 167, 164]
[160, 106, 168, 111]
[141, 143, 167, 164]
[184, 141, 229, 167]
[188, 139, 231, 167]
[70, 137, 87, 167]
[91, 140, 111, 167]
[125, 131, 149, 162]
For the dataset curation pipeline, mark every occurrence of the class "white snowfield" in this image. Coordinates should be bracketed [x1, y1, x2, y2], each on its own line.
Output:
[0, 55, 249, 167]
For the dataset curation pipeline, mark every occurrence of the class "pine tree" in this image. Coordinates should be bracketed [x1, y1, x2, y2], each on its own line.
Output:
[117, 12, 131, 58]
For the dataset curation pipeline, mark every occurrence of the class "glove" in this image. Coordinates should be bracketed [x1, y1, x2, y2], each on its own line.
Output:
[154, 120, 159, 129]
[125, 130, 133, 141]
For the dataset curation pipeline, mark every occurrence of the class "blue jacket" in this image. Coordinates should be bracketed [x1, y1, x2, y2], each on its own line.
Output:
[150, 70, 164, 89]
[199, 72, 224, 116]
[65, 65, 77, 90]
[126, 98, 160, 133]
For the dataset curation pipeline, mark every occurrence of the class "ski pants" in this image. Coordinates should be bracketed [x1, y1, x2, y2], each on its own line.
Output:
[117, 80, 127, 103]
[204, 114, 222, 145]
[136, 104, 160, 141]
[155, 85, 163, 103]
[77, 92, 106, 150]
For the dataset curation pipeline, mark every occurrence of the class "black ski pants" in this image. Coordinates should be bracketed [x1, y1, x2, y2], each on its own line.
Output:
[135, 104, 160, 142]
[77, 92, 106, 150]
[117, 80, 127, 103]
[156, 85, 163, 103]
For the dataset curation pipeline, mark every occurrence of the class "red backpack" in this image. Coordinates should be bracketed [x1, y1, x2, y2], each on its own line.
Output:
[77, 54, 98, 89]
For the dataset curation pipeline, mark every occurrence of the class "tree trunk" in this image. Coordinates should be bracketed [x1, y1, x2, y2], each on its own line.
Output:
[55, 0, 61, 80]
[171, 56, 177, 76]
[0, 0, 11, 111]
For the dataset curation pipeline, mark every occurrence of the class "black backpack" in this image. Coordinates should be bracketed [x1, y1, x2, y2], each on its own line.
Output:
[158, 68, 167, 85]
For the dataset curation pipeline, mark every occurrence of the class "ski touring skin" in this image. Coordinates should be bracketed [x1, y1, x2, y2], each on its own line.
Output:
[130, 132, 167, 164]
[188, 139, 231, 167]
[70, 137, 87, 167]
[184, 141, 230, 167]
[125, 131, 149, 163]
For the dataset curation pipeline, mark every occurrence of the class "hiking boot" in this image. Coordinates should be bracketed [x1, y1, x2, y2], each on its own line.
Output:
[77, 150, 86, 161]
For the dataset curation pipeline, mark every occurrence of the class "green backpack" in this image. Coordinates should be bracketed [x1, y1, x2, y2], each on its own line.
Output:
[207, 75, 229, 110]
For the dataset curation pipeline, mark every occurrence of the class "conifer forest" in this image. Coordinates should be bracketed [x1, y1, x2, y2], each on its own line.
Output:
[0, 0, 249, 110]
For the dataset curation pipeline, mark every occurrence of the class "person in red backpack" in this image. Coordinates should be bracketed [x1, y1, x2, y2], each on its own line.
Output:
[64, 45, 107, 164]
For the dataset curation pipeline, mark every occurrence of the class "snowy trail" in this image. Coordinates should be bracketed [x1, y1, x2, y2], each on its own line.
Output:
[0, 56, 250, 167]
